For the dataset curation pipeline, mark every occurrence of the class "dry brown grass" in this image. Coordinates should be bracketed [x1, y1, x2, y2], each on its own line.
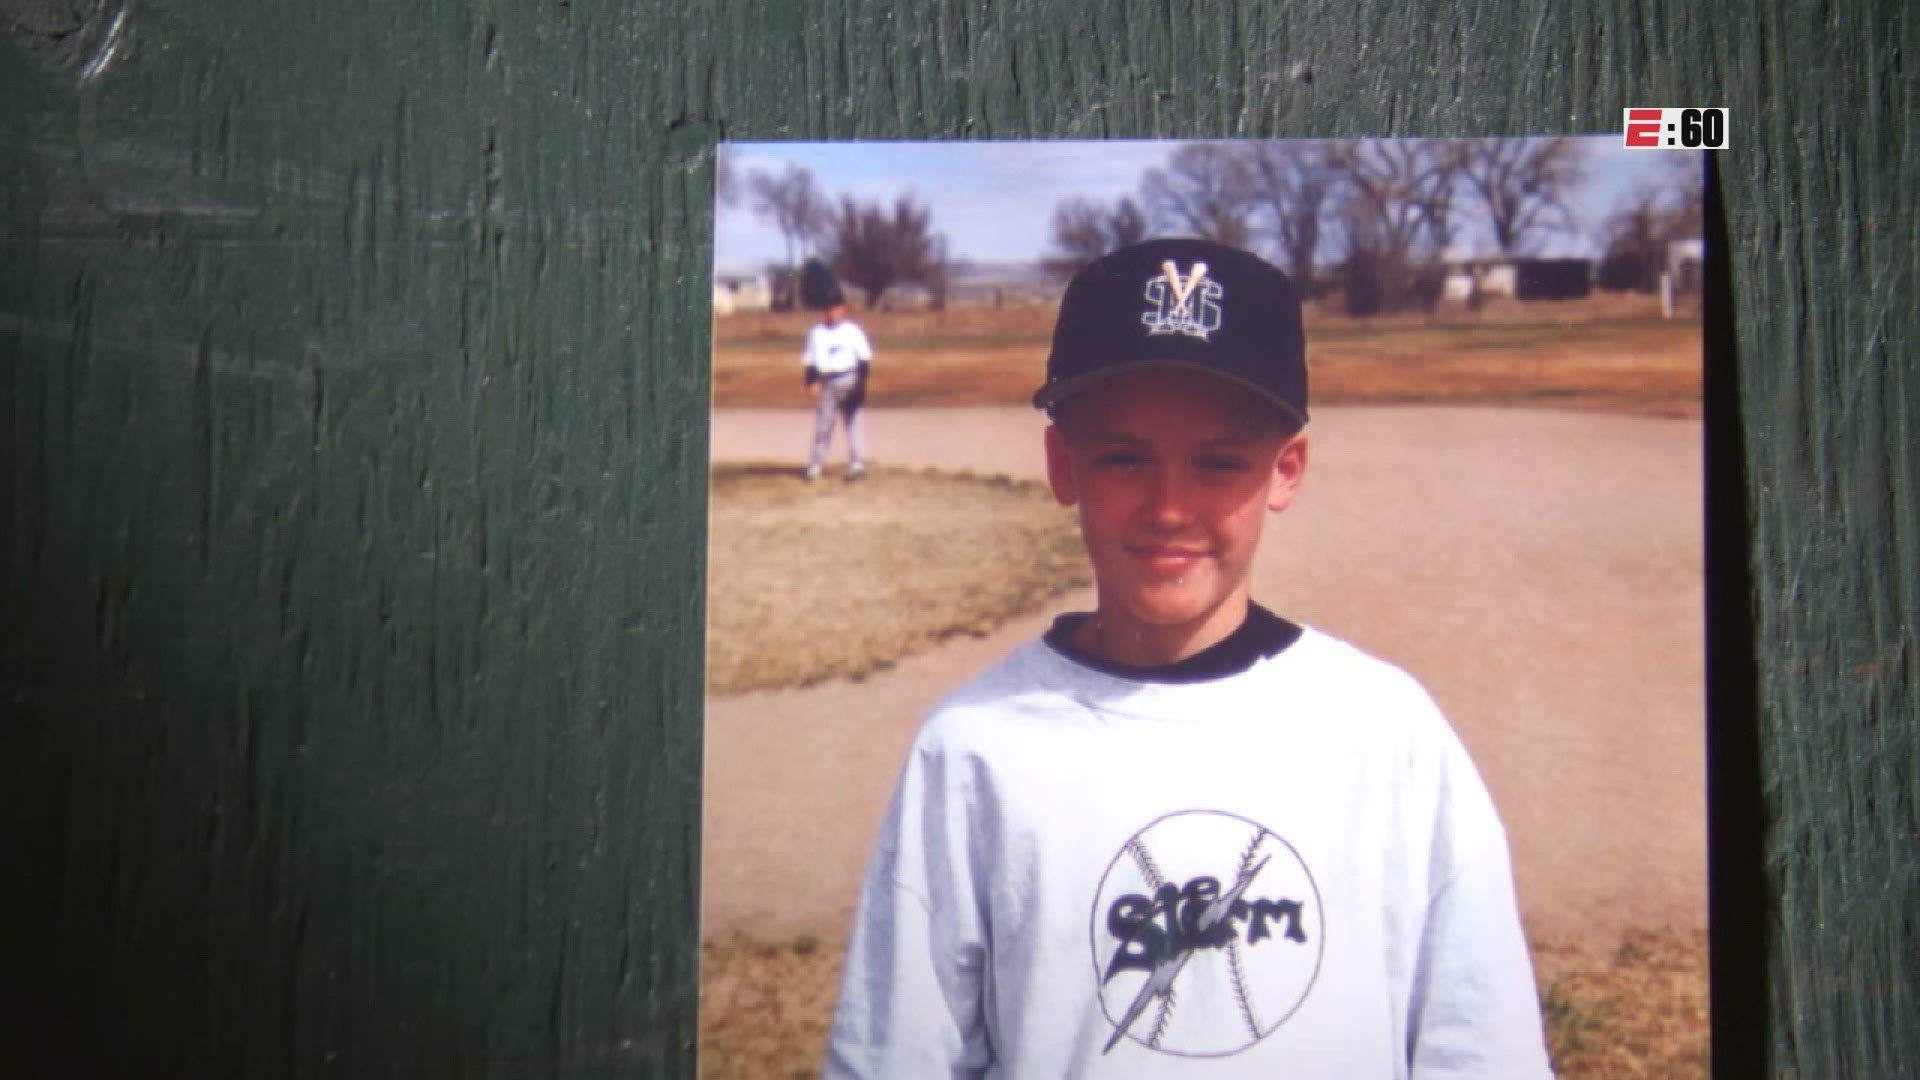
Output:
[705, 463, 1089, 695]
[1308, 319, 1702, 417]
[713, 293, 1703, 415]
[697, 929, 1709, 1079]
[1537, 928, 1712, 1079]
[699, 934, 843, 1080]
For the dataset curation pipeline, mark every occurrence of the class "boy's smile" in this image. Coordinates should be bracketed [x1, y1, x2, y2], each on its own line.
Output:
[1044, 366, 1308, 667]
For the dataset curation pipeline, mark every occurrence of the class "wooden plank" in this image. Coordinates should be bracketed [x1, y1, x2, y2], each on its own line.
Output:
[1, 2, 709, 1073]
[2, 0, 1911, 1074]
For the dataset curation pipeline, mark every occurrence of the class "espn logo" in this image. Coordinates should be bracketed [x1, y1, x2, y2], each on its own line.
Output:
[1623, 108, 1728, 150]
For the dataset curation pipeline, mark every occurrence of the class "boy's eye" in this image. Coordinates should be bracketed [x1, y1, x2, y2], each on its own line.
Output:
[1093, 451, 1148, 468]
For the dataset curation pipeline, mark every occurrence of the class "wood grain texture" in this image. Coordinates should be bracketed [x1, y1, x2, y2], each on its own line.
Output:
[2, 1, 708, 1073]
[2, 1, 1912, 1076]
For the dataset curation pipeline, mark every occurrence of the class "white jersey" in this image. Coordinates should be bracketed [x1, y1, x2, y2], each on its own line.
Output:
[824, 621, 1552, 1079]
[802, 320, 873, 377]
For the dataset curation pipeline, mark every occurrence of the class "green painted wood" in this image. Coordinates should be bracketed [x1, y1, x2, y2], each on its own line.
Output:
[2, 0, 1912, 1075]
[2, 2, 710, 1073]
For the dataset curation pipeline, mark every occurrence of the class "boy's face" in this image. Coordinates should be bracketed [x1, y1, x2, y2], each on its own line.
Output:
[825, 302, 848, 325]
[1044, 366, 1308, 664]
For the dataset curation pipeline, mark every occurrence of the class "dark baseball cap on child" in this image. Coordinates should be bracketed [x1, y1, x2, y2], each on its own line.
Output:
[1032, 238, 1308, 427]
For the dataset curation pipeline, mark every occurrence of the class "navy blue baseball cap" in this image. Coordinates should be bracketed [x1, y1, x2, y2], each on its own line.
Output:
[1032, 238, 1308, 428]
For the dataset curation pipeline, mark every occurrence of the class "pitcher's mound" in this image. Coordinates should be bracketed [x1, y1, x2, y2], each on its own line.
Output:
[707, 463, 1089, 694]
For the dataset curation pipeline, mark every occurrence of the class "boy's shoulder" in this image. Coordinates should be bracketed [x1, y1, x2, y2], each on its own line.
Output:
[1279, 625, 1437, 699]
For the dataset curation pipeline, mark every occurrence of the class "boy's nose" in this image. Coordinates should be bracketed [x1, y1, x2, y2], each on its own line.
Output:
[1144, 468, 1195, 526]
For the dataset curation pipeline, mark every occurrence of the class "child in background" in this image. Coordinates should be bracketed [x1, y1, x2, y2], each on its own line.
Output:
[802, 291, 873, 482]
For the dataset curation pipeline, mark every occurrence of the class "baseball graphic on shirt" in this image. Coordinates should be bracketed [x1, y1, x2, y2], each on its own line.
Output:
[1089, 810, 1324, 1057]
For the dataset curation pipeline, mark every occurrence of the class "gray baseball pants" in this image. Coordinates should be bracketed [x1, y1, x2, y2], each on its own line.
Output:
[809, 371, 866, 472]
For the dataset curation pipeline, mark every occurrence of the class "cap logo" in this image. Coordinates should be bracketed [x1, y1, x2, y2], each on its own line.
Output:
[1141, 260, 1223, 341]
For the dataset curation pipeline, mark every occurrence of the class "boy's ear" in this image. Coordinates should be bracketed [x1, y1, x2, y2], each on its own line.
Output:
[1043, 424, 1079, 507]
[1266, 431, 1309, 513]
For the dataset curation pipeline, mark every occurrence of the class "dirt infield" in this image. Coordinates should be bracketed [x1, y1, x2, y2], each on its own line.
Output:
[704, 404, 1707, 952]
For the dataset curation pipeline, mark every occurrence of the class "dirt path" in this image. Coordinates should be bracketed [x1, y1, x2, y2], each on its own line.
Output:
[703, 405, 1706, 954]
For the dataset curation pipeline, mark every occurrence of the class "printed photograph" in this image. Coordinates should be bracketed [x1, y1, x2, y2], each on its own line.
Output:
[701, 137, 1707, 1078]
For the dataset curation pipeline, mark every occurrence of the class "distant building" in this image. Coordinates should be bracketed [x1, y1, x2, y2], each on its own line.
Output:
[876, 283, 935, 309]
[712, 272, 773, 315]
[1443, 261, 1518, 301]
[942, 260, 1058, 306]
[1443, 256, 1592, 303]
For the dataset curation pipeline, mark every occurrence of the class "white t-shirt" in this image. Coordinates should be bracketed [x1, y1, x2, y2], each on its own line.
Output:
[803, 320, 874, 377]
[825, 621, 1552, 1079]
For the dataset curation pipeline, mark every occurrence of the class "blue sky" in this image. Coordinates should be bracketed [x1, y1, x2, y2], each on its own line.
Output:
[715, 138, 1698, 274]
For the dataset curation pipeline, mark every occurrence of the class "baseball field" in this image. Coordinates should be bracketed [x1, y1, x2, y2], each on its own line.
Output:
[702, 294, 1708, 1078]
[713, 291, 1702, 414]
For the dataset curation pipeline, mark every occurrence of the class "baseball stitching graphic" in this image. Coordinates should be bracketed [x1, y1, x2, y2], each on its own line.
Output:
[1090, 810, 1324, 1058]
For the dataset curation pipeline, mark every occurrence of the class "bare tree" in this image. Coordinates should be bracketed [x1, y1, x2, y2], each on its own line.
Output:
[1595, 165, 1702, 292]
[1595, 192, 1667, 292]
[1043, 195, 1148, 280]
[1332, 139, 1460, 261]
[750, 165, 832, 286]
[1244, 141, 1342, 288]
[1139, 143, 1256, 248]
[1109, 197, 1148, 249]
[1327, 139, 1461, 314]
[1456, 138, 1585, 255]
[1657, 152, 1705, 238]
[924, 235, 951, 312]
[825, 194, 941, 309]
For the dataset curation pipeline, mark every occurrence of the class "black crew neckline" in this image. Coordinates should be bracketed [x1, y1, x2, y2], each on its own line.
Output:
[1043, 602, 1303, 684]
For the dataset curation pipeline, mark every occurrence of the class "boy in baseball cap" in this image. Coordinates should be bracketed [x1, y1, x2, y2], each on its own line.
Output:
[802, 287, 874, 483]
[825, 239, 1551, 1077]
